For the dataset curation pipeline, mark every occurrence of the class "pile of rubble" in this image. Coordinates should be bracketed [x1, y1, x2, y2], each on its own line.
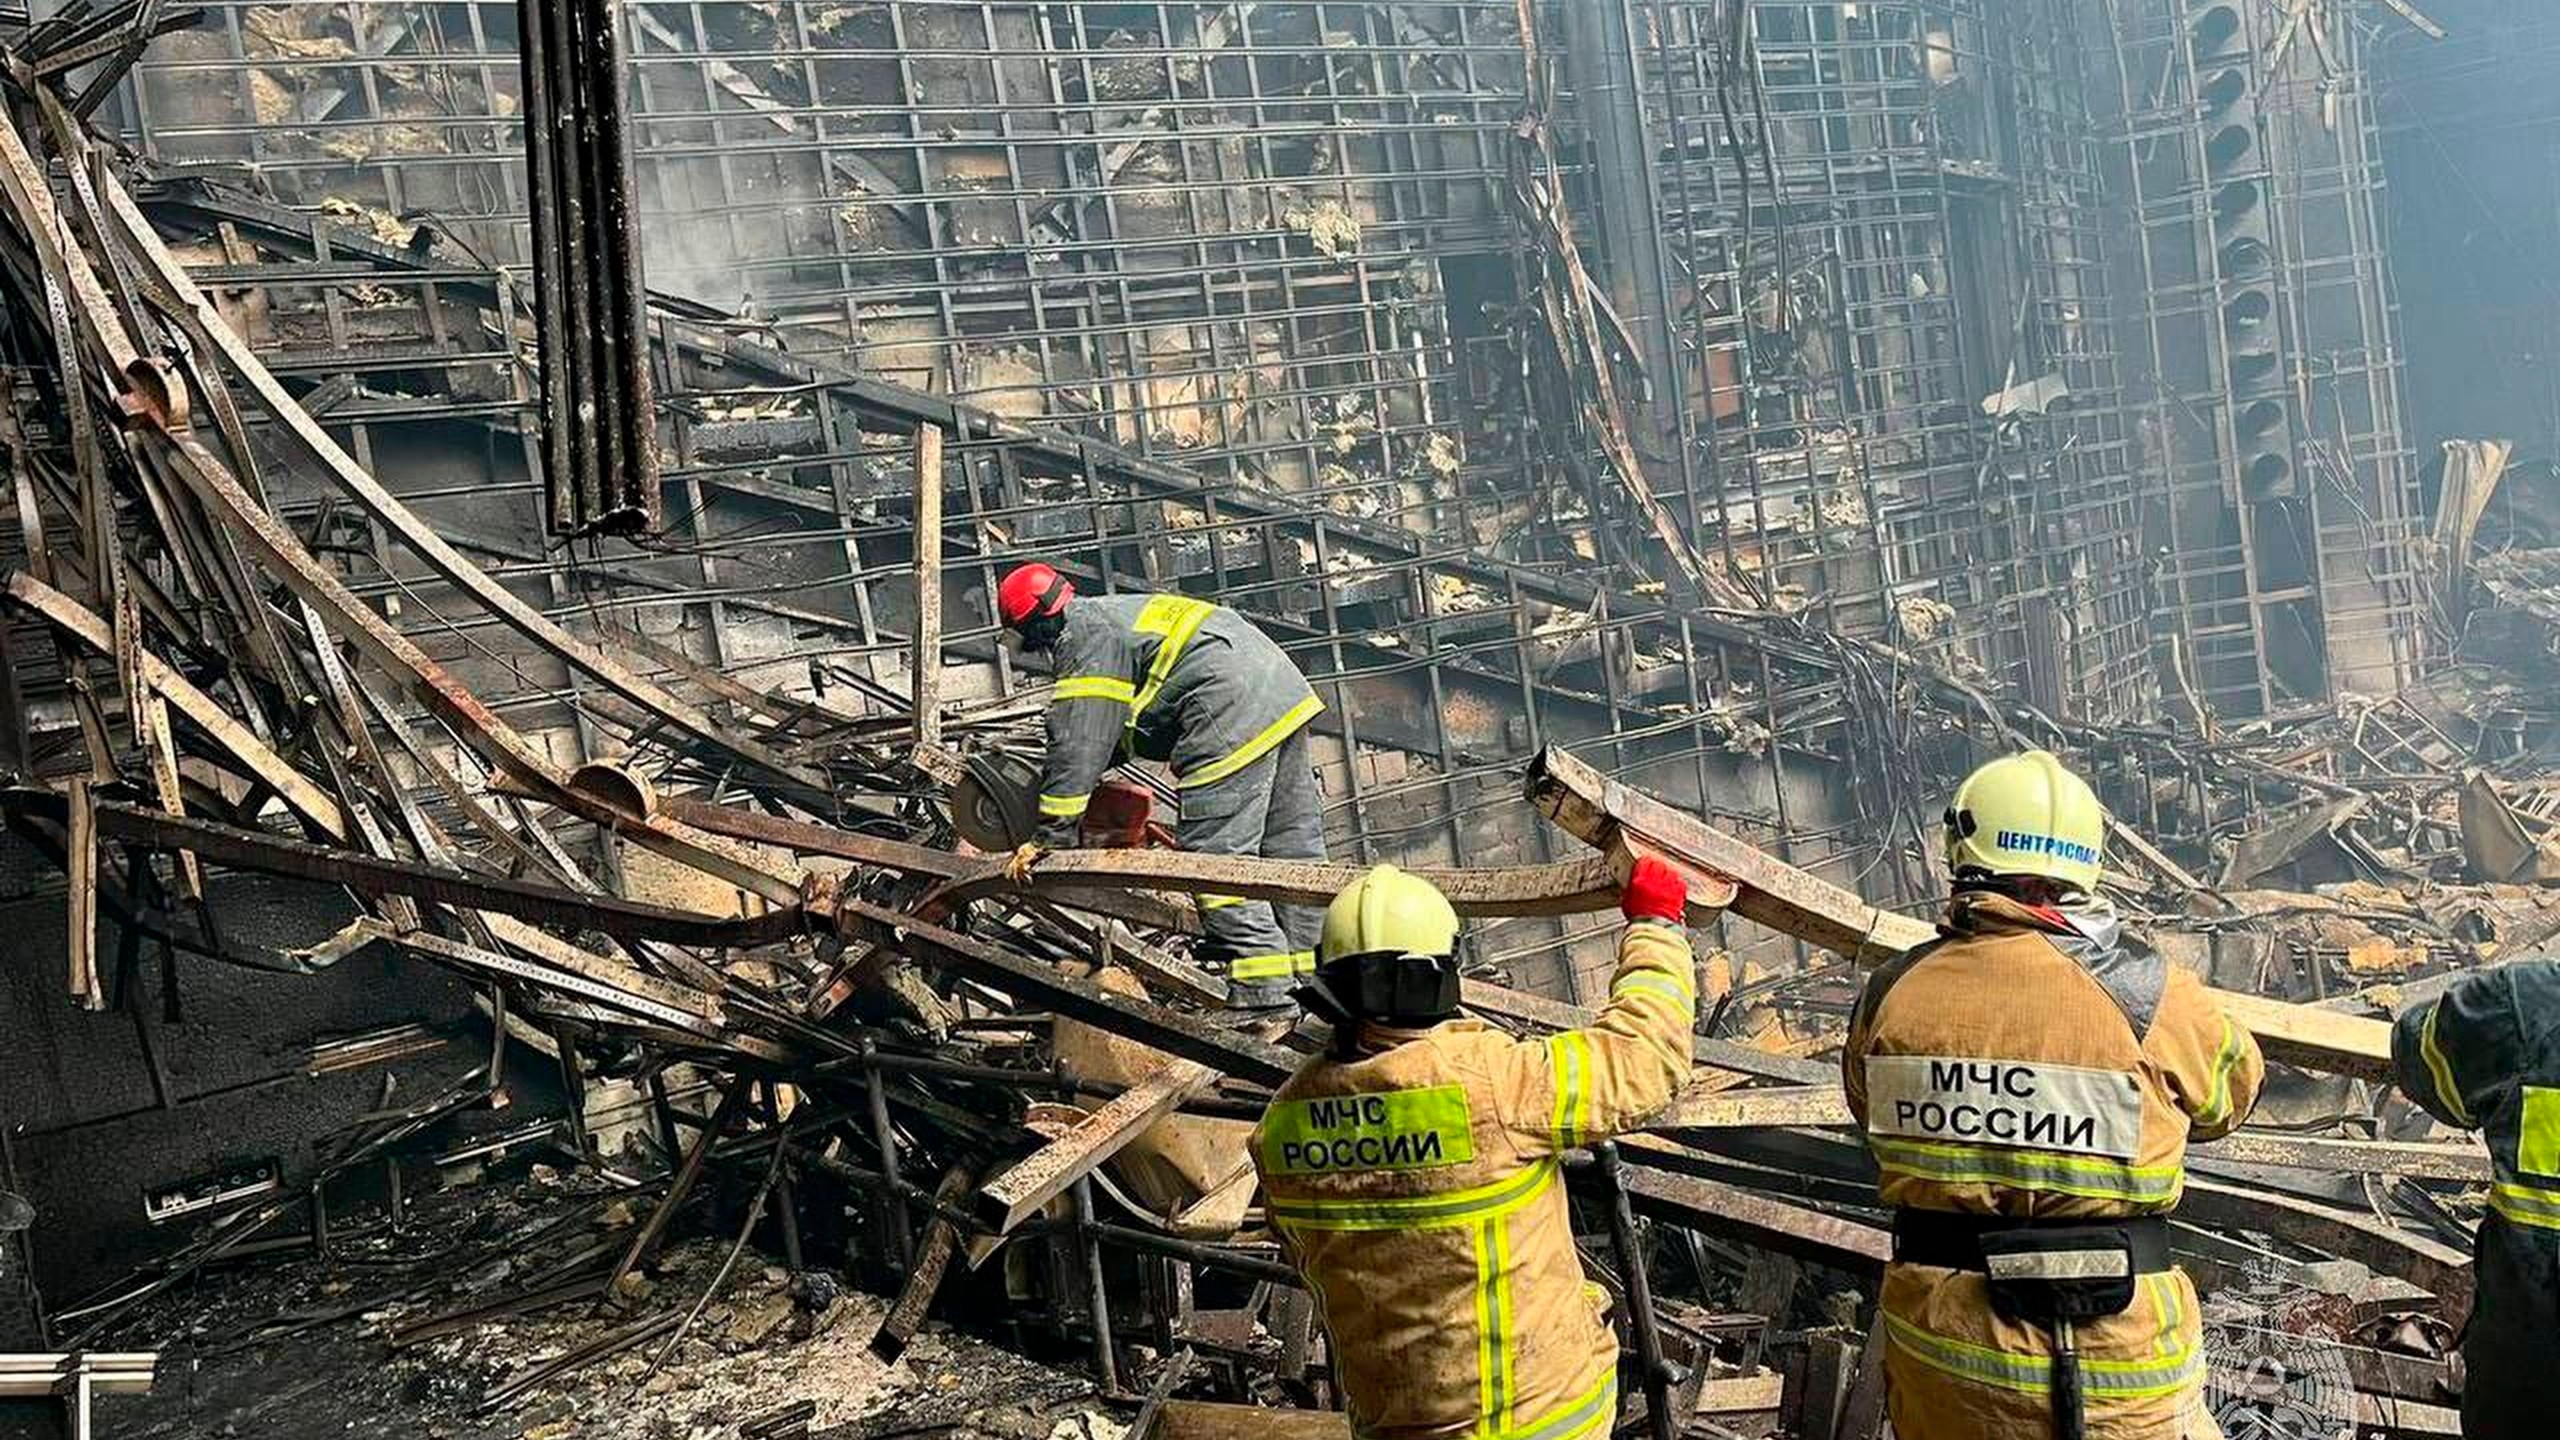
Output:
[105, 1171, 1111, 1440]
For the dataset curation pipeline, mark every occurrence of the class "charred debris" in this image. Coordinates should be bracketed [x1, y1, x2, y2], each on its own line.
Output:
[0, 1, 2549, 1438]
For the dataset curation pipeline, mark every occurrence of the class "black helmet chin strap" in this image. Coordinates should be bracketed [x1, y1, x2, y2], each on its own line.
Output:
[1292, 973, 1362, 1058]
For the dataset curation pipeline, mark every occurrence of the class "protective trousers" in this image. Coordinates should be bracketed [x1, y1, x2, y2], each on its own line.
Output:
[1178, 725, 1325, 1007]
[2462, 1212, 2558, 1439]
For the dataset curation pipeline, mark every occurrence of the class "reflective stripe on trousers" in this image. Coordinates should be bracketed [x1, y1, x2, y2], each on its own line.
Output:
[1881, 1303, 2204, 1401]
[1346, 1374, 1617, 1440]
[1230, 951, 1314, 982]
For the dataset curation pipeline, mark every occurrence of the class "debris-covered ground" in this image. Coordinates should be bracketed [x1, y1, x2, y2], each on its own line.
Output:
[96, 1175, 1106, 1440]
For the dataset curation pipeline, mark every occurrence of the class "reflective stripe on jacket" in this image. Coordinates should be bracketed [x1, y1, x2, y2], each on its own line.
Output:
[1842, 891, 2263, 1440]
[1251, 922, 1699, 1440]
[1034, 592, 1322, 839]
[2394, 960, 2560, 1235]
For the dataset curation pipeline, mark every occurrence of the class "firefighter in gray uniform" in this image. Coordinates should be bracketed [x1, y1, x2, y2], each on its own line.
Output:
[994, 562, 1328, 1007]
[2391, 958, 2560, 1440]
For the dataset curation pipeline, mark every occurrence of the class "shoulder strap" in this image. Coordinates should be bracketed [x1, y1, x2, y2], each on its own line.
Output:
[2061, 929, 2167, 1043]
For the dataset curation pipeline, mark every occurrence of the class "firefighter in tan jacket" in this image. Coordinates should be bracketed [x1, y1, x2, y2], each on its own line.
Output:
[1844, 751, 2263, 1440]
[1251, 858, 1700, 1440]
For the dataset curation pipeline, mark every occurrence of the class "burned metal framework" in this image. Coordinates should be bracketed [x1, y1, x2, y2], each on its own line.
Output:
[1568, 1, 2154, 728]
[102, 4, 1911, 996]
[124, 2, 1528, 502]
[80, 1, 2429, 973]
[2102, 0, 2424, 718]
[97, 3, 2434, 867]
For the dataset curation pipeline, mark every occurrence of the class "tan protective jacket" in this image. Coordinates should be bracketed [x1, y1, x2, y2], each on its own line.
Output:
[1250, 922, 1699, 1440]
[1842, 892, 2264, 1440]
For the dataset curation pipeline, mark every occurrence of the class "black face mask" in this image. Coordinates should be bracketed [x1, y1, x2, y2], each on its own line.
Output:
[1013, 610, 1066, 652]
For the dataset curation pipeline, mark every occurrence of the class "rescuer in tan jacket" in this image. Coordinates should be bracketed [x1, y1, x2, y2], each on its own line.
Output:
[1844, 751, 2263, 1440]
[1251, 858, 1701, 1440]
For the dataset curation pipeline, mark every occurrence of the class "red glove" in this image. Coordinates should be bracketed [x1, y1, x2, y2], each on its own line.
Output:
[1621, 855, 1687, 924]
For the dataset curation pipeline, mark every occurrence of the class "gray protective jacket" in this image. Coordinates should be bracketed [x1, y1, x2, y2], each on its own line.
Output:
[1034, 592, 1322, 844]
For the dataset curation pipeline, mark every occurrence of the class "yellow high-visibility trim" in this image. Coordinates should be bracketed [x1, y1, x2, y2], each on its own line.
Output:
[2193, 1015, 2245, 1127]
[1270, 1158, 1557, 1230]
[2147, 1272, 2182, 1361]
[1348, 1369, 1613, 1440]
[1197, 893, 1247, 911]
[1230, 950, 1315, 981]
[1869, 1136, 2184, 1204]
[1039, 792, 1092, 819]
[2520, 1087, 2560, 1178]
[1486, 1215, 1516, 1430]
[1499, 1371, 1615, 1440]
[2419, 1004, 2472, 1127]
[1615, 963, 1695, 1001]
[1547, 1032, 1590, 1149]
[1881, 1311, 2203, 1399]
[2492, 1179, 2560, 1231]
[1129, 595, 1216, 723]
[1054, 675, 1136, 703]
[1177, 694, 1325, 790]
[1473, 1219, 1495, 1424]
[1133, 592, 1215, 639]
[1611, 972, 1696, 1014]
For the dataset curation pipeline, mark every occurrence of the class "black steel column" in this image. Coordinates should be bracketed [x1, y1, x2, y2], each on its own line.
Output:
[519, 0, 662, 536]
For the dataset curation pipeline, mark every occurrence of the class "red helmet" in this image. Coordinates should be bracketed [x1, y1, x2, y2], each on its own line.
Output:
[997, 562, 1073, 629]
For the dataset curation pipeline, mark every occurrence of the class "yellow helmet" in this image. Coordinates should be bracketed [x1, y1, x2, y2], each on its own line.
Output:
[1308, 865, 1464, 1033]
[1943, 750, 2105, 893]
[1319, 864, 1460, 963]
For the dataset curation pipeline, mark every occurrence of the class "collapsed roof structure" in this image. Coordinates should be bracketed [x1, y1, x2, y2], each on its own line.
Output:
[1, 2, 2553, 1437]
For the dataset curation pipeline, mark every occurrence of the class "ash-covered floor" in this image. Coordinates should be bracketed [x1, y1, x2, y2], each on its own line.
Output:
[76, 1172, 1114, 1440]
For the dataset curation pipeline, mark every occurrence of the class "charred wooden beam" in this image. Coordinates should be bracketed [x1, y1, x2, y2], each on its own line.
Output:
[978, 1056, 1222, 1234]
[366, 922, 723, 1037]
[670, 791, 1624, 921]
[933, 847, 1627, 920]
[1460, 977, 1835, 1085]
[1655, 1086, 1854, 1131]
[2177, 1179, 2473, 1312]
